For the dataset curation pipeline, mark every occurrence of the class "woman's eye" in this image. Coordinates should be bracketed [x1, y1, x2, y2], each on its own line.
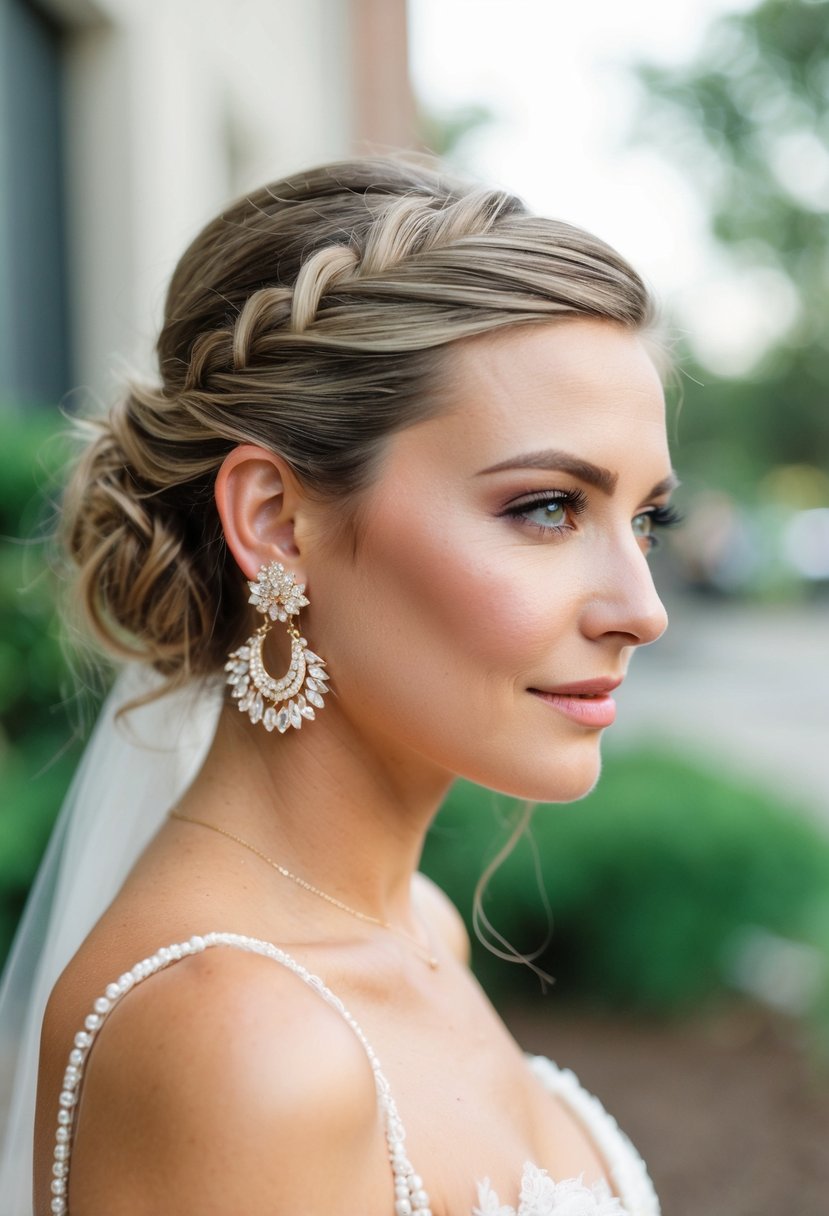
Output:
[633, 504, 684, 550]
[632, 512, 654, 541]
[523, 499, 568, 528]
[502, 493, 683, 545]
[502, 490, 587, 533]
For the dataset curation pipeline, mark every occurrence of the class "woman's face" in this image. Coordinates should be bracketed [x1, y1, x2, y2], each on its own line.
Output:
[304, 318, 676, 803]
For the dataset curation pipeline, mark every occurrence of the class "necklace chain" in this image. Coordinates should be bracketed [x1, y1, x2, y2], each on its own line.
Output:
[169, 810, 439, 969]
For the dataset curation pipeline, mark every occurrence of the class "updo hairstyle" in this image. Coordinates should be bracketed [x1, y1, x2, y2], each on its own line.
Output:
[62, 157, 654, 692]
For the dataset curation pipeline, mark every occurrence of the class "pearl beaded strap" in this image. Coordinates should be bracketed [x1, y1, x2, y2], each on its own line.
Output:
[51, 932, 432, 1216]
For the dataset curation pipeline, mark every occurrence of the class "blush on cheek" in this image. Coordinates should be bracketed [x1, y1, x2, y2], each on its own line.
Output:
[311, 533, 607, 802]
[366, 525, 540, 677]
[431, 555, 560, 688]
[330, 531, 521, 729]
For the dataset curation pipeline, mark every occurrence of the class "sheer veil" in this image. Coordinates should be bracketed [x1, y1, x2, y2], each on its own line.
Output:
[0, 663, 222, 1213]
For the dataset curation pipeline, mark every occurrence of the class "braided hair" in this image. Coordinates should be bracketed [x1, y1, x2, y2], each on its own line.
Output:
[62, 157, 654, 691]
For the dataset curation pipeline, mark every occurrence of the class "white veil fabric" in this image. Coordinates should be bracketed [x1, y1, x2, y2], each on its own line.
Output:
[0, 664, 223, 1214]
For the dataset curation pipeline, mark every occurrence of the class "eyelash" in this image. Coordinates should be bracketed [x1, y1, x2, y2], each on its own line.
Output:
[502, 489, 587, 532]
[501, 491, 684, 548]
[642, 505, 685, 547]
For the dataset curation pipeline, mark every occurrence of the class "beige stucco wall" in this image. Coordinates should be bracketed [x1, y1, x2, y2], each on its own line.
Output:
[43, 0, 410, 396]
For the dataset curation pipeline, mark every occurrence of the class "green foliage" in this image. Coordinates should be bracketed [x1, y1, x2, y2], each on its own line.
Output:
[422, 749, 829, 1015]
[0, 410, 84, 966]
[632, 0, 829, 502]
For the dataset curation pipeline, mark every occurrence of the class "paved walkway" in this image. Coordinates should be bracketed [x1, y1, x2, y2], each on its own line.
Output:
[610, 594, 829, 828]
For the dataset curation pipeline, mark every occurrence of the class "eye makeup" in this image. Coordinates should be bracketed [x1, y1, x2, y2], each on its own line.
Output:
[500, 490, 683, 547]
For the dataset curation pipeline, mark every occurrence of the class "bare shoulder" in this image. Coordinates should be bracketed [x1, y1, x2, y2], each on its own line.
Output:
[45, 944, 387, 1215]
[413, 871, 471, 965]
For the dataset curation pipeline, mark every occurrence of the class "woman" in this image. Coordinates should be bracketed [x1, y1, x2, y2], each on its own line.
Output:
[3, 158, 678, 1214]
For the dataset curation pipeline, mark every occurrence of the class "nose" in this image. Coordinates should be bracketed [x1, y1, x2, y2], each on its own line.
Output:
[580, 542, 669, 648]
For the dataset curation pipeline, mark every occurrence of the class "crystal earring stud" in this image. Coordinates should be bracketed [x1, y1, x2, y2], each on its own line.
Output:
[225, 561, 329, 732]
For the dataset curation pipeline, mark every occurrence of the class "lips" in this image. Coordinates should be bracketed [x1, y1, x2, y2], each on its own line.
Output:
[528, 678, 622, 728]
[530, 677, 623, 697]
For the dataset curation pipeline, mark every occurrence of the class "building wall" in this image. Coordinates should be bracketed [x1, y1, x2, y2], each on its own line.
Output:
[1, 0, 413, 405]
[0, 0, 72, 408]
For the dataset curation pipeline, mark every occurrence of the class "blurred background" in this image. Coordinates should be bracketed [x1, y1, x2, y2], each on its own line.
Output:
[1, 0, 827, 1210]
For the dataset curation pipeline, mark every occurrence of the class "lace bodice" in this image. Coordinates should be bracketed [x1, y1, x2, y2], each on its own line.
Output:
[49, 932, 660, 1216]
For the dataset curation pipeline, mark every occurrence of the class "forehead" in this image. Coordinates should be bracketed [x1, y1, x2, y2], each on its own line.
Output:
[387, 318, 671, 485]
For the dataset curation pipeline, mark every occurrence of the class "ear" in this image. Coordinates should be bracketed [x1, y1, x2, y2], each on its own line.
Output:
[215, 445, 305, 582]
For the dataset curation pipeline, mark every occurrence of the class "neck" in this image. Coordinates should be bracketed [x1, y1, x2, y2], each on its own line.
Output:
[180, 698, 454, 931]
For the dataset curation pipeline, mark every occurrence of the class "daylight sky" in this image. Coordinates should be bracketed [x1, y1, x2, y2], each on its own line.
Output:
[408, 0, 781, 373]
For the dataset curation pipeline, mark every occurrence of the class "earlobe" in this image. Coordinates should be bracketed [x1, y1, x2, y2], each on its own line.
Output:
[215, 445, 303, 581]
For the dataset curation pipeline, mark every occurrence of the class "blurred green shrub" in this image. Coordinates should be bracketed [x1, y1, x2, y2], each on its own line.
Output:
[422, 751, 829, 1015]
[0, 410, 83, 967]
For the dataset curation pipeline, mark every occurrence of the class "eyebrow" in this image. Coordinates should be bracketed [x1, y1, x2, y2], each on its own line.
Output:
[476, 449, 679, 499]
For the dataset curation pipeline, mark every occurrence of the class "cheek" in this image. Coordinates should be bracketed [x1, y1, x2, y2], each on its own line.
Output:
[311, 506, 570, 735]
[307, 513, 603, 802]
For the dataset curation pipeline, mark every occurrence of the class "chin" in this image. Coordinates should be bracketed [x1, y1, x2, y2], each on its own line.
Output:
[526, 761, 602, 805]
[469, 735, 605, 805]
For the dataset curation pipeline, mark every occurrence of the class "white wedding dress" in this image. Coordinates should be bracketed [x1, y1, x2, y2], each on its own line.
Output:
[49, 932, 661, 1216]
[1, 668, 661, 1216]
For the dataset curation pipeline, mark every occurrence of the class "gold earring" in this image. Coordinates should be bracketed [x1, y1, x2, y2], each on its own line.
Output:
[225, 561, 329, 732]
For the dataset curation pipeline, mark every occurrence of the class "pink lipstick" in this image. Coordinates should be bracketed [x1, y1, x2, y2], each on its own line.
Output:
[529, 678, 621, 728]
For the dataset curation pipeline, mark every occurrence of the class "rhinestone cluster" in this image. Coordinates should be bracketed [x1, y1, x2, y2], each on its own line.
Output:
[224, 561, 329, 731]
[247, 561, 309, 622]
[51, 933, 431, 1215]
[225, 634, 328, 731]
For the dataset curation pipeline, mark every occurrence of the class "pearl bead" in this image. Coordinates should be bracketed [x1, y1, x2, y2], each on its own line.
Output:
[94, 996, 111, 1014]
[412, 1190, 430, 1209]
[58, 1090, 76, 1109]
[57, 1110, 71, 1126]
[56, 1128, 69, 1144]
[73, 1031, 91, 1049]
[394, 1201, 412, 1216]
[409, 1174, 423, 1191]
[51, 1178, 66, 1195]
[54, 1144, 69, 1161]
[50, 1198, 66, 1213]
[105, 982, 120, 1000]
[85, 1013, 101, 1031]
[52, 1162, 66, 1177]
[69, 1049, 83, 1066]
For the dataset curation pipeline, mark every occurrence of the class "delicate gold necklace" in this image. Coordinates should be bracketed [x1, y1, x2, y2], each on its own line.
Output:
[169, 810, 439, 969]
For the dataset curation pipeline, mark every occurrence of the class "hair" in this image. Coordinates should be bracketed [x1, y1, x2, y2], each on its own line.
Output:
[62, 156, 655, 690]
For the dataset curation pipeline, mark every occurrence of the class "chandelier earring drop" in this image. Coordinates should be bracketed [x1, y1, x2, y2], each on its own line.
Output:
[225, 561, 330, 733]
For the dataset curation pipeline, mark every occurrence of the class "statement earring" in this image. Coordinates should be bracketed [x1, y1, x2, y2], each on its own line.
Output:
[225, 561, 330, 732]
